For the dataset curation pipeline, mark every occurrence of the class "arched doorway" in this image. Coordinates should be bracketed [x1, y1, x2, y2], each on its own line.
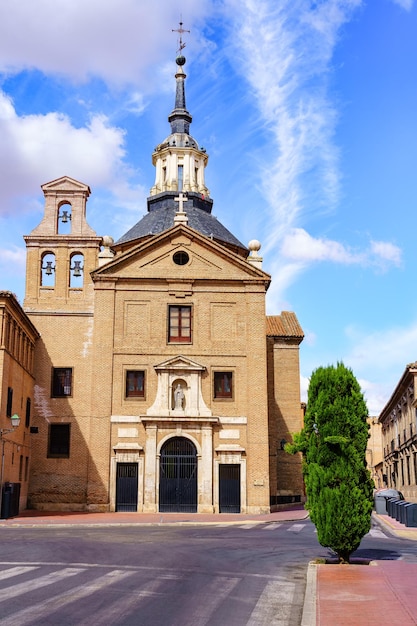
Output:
[159, 437, 197, 512]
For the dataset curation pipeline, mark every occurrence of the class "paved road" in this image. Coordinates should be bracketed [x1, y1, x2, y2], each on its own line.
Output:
[0, 518, 414, 626]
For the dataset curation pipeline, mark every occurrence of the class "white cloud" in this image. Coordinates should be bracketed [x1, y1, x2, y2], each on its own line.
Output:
[391, 0, 414, 10]
[223, 0, 362, 251]
[0, 244, 26, 270]
[279, 228, 402, 268]
[339, 320, 417, 413]
[0, 0, 212, 86]
[0, 90, 144, 215]
[370, 240, 402, 267]
[345, 322, 417, 373]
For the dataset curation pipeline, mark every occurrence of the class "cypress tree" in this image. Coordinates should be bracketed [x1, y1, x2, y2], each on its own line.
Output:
[289, 362, 374, 563]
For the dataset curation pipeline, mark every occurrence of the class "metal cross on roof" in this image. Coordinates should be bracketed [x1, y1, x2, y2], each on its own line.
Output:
[172, 20, 190, 55]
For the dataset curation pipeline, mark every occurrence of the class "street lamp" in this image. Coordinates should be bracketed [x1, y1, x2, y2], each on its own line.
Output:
[0, 414, 20, 519]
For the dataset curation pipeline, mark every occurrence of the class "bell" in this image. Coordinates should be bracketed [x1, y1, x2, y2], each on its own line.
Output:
[45, 261, 53, 275]
[72, 260, 82, 277]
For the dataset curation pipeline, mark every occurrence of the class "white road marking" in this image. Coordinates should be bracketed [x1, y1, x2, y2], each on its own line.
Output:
[0, 567, 84, 602]
[0, 566, 38, 581]
[170, 576, 241, 626]
[263, 523, 282, 530]
[287, 523, 306, 533]
[0, 569, 131, 626]
[247, 580, 296, 625]
[238, 524, 260, 529]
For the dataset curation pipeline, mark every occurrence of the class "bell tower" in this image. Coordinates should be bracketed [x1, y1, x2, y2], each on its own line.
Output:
[23, 176, 102, 312]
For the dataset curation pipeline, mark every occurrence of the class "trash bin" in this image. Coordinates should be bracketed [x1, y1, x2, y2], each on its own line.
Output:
[387, 498, 399, 518]
[395, 500, 408, 522]
[1, 483, 21, 519]
[405, 503, 417, 528]
[374, 489, 403, 515]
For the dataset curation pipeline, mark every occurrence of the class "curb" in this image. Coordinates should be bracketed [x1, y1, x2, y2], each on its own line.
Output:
[372, 512, 417, 540]
[301, 562, 317, 626]
[0, 512, 310, 529]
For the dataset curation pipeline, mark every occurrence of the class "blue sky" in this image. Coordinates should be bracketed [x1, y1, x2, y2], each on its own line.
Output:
[0, 0, 416, 414]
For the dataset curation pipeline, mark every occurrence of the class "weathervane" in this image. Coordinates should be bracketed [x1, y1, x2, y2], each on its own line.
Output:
[172, 20, 190, 56]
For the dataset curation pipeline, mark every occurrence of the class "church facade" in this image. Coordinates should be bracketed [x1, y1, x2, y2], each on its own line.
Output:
[17, 52, 304, 514]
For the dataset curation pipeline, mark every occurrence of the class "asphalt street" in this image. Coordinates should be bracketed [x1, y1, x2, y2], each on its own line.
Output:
[0, 518, 415, 626]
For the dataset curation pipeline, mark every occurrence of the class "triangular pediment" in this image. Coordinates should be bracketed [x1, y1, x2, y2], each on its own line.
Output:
[154, 355, 206, 372]
[92, 224, 271, 285]
[41, 176, 91, 195]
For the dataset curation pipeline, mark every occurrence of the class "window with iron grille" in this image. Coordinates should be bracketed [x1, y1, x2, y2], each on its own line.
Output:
[214, 372, 233, 399]
[168, 305, 192, 343]
[125, 370, 145, 398]
[48, 424, 70, 458]
[52, 367, 73, 397]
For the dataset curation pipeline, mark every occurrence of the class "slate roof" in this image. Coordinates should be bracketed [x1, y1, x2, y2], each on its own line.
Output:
[266, 312, 304, 339]
[115, 204, 247, 255]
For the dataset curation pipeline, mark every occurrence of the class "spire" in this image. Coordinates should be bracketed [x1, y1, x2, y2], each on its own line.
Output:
[168, 57, 192, 134]
[168, 22, 192, 135]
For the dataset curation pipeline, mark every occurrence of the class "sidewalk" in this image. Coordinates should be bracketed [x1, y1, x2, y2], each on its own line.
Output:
[303, 512, 417, 626]
[2, 506, 417, 625]
[0, 504, 308, 528]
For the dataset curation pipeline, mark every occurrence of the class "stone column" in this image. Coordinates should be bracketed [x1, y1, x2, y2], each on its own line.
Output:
[143, 424, 158, 512]
[199, 425, 214, 513]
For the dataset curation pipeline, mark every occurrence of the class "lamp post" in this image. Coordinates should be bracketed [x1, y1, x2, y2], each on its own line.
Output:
[0, 413, 20, 519]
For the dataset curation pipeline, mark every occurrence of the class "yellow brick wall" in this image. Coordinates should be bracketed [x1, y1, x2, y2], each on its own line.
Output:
[267, 337, 305, 507]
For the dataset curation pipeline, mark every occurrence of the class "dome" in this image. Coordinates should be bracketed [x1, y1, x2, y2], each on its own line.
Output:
[156, 132, 200, 151]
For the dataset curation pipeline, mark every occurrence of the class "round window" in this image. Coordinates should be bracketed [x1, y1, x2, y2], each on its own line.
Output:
[173, 251, 190, 266]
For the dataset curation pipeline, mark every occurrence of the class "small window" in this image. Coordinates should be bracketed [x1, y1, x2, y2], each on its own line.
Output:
[168, 305, 192, 343]
[214, 372, 233, 399]
[52, 368, 73, 397]
[48, 424, 70, 458]
[173, 251, 189, 266]
[125, 370, 145, 398]
[6, 387, 13, 417]
[178, 164, 184, 191]
[25, 397, 31, 428]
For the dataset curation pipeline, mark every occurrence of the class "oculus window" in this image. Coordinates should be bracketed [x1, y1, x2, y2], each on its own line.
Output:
[173, 251, 189, 266]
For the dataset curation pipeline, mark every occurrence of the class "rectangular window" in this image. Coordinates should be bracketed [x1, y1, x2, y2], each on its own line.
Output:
[168, 305, 192, 343]
[19, 455, 23, 481]
[214, 372, 233, 399]
[178, 164, 183, 191]
[6, 387, 13, 417]
[25, 457, 29, 482]
[48, 424, 70, 458]
[52, 368, 73, 397]
[125, 370, 145, 398]
[25, 397, 31, 428]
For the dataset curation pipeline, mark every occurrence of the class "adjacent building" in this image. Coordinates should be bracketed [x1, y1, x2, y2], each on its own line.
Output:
[0, 291, 39, 515]
[379, 363, 417, 501]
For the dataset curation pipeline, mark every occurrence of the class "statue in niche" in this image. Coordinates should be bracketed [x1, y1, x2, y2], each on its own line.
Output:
[174, 383, 185, 410]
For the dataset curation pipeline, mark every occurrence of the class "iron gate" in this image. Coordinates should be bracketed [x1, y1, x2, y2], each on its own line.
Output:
[115, 463, 138, 512]
[159, 437, 197, 512]
[219, 464, 241, 513]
